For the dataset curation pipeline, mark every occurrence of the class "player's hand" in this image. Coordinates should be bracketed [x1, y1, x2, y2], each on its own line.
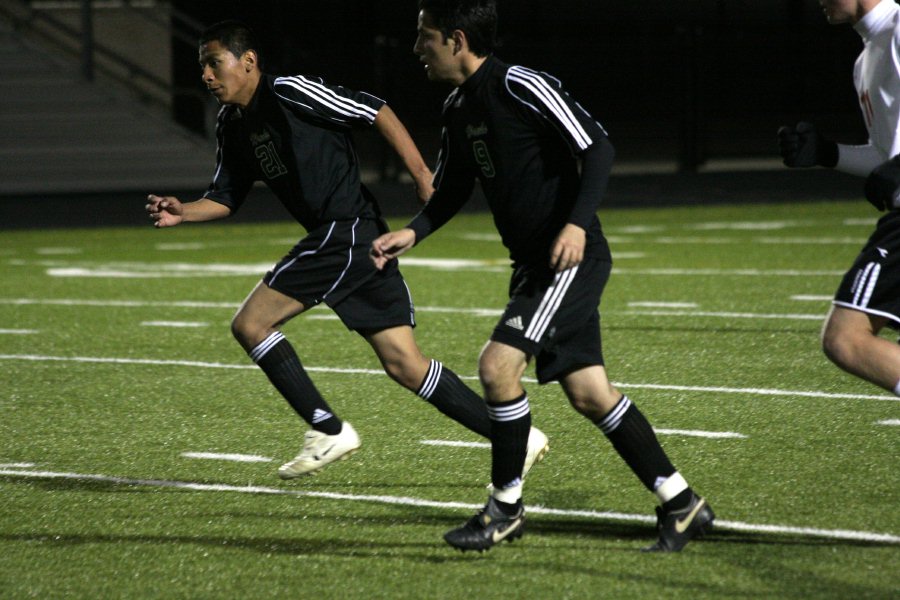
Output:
[777, 122, 837, 168]
[146, 194, 184, 227]
[550, 223, 586, 272]
[864, 156, 900, 211]
[370, 228, 417, 270]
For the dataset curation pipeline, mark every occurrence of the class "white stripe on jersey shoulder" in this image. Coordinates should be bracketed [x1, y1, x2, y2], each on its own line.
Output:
[274, 75, 381, 123]
[217, 104, 240, 124]
[505, 65, 592, 150]
[443, 87, 462, 111]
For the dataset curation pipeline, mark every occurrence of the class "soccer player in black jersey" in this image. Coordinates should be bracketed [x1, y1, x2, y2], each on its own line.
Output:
[146, 20, 548, 481]
[371, 0, 714, 552]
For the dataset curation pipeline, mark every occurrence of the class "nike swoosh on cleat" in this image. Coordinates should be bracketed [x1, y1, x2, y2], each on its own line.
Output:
[314, 444, 336, 461]
[674, 499, 706, 534]
[490, 519, 522, 544]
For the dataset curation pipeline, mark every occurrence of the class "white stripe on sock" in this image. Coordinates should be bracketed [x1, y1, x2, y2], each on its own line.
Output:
[487, 397, 530, 422]
[596, 395, 632, 434]
[249, 332, 285, 363]
[417, 359, 442, 399]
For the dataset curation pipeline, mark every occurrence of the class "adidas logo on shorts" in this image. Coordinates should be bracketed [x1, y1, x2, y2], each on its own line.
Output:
[505, 315, 524, 331]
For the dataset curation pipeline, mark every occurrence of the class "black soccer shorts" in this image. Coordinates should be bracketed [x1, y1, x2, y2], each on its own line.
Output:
[833, 210, 900, 329]
[263, 217, 415, 332]
[491, 257, 612, 383]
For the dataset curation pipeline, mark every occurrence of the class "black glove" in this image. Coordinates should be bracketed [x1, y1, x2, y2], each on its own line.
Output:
[777, 122, 838, 168]
[864, 156, 900, 211]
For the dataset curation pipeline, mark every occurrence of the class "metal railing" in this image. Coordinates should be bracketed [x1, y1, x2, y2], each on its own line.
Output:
[0, 0, 204, 110]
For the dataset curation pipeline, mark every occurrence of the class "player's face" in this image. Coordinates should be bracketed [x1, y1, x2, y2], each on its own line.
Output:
[199, 40, 255, 107]
[413, 10, 464, 85]
[818, 0, 864, 24]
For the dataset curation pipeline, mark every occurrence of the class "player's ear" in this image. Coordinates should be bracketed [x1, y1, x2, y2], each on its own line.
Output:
[450, 30, 466, 54]
[242, 50, 258, 72]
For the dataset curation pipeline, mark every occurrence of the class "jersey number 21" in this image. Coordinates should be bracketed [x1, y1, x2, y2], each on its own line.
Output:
[255, 142, 289, 179]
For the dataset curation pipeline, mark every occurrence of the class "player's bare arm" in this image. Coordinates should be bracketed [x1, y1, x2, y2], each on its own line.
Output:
[146, 194, 232, 228]
[370, 228, 417, 270]
[550, 223, 586, 271]
[373, 105, 434, 203]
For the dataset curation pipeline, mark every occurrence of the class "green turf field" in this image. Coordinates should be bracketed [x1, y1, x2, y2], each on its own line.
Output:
[1, 200, 897, 598]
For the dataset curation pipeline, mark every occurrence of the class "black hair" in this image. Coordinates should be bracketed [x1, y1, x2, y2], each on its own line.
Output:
[199, 19, 262, 64]
[418, 0, 498, 57]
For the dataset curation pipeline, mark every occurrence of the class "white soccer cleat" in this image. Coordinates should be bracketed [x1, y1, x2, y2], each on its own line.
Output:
[278, 421, 361, 479]
[522, 426, 549, 480]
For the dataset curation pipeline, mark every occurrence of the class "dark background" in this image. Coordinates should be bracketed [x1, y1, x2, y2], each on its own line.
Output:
[169, 0, 870, 169]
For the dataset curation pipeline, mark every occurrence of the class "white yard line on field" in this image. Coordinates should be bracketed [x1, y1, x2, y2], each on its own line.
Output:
[0, 297, 825, 321]
[0, 329, 38, 334]
[613, 268, 844, 276]
[653, 428, 747, 439]
[35, 248, 81, 255]
[181, 452, 273, 463]
[613, 380, 897, 402]
[651, 237, 736, 244]
[5, 259, 853, 278]
[1, 353, 896, 402]
[45, 268, 251, 279]
[420, 440, 491, 449]
[155, 243, 208, 251]
[459, 233, 501, 242]
[0, 468, 896, 545]
[619, 309, 823, 320]
[629, 237, 864, 246]
[140, 321, 209, 328]
[843, 218, 877, 226]
[688, 221, 799, 231]
[756, 237, 866, 245]
[0, 298, 239, 309]
[876, 419, 900, 426]
[423, 427, 747, 446]
[627, 302, 698, 308]
[790, 295, 832, 302]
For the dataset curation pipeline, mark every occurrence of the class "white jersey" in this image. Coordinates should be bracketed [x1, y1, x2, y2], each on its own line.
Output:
[837, 0, 900, 177]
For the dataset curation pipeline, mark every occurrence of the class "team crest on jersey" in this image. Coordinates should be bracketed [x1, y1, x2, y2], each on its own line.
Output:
[466, 123, 489, 139]
[249, 130, 272, 145]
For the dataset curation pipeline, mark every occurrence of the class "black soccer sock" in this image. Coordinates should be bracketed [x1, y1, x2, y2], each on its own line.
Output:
[416, 360, 491, 438]
[596, 395, 690, 506]
[249, 332, 342, 435]
[488, 393, 532, 498]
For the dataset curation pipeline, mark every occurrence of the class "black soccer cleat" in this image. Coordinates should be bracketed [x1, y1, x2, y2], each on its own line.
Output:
[444, 496, 525, 552]
[642, 493, 715, 552]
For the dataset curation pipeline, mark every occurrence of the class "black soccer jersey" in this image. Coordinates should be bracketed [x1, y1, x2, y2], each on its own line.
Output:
[408, 55, 612, 265]
[203, 73, 386, 231]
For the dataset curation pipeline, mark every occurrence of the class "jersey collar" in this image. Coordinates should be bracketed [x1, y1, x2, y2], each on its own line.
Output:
[461, 54, 497, 92]
[235, 74, 269, 118]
